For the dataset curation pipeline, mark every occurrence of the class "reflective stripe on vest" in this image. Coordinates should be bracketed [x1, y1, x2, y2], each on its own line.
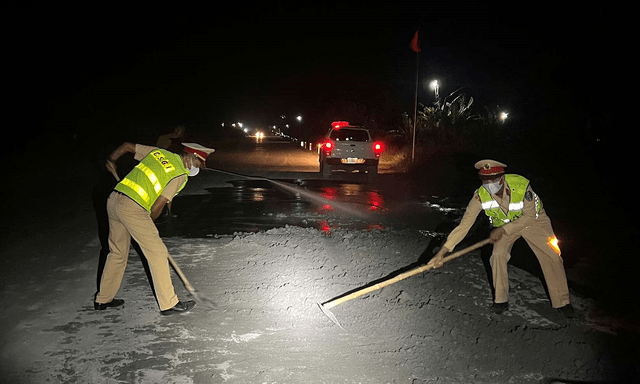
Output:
[481, 200, 524, 211]
[114, 149, 188, 211]
[478, 174, 537, 228]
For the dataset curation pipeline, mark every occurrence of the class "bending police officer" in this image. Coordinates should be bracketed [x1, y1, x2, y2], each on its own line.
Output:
[95, 142, 214, 315]
[430, 159, 575, 318]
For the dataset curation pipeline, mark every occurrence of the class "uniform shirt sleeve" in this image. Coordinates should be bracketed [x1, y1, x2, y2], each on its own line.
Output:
[161, 175, 187, 202]
[502, 185, 541, 236]
[134, 144, 158, 161]
[443, 192, 483, 250]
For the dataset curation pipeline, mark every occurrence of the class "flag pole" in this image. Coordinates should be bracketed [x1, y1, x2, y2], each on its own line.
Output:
[410, 29, 421, 162]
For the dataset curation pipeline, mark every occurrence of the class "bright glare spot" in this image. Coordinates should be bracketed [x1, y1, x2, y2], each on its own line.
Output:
[548, 236, 561, 254]
[500, 112, 509, 122]
[430, 80, 439, 90]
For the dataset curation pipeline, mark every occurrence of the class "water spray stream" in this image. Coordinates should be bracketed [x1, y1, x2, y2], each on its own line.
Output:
[204, 168, 373, 220]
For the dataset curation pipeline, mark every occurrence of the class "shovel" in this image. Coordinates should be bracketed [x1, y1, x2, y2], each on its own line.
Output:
[317, 238, 492, 330]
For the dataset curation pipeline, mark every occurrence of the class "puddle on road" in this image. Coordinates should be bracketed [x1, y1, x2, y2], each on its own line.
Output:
[159, 179, 450, 238]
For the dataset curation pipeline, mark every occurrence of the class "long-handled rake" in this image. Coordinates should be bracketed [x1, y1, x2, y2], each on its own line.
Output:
[317, 238, 492, 330]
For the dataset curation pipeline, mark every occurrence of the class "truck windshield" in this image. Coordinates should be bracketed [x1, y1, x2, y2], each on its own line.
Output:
[331, 129, 369, 142]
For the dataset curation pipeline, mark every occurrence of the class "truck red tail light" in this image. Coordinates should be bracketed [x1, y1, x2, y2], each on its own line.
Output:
[373, 141, 384, 157]
[322, 139, 334, 155]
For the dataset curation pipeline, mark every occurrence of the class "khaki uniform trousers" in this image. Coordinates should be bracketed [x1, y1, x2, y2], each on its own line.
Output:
[490, 212, 570, 308]
[96, 192, 179, 311]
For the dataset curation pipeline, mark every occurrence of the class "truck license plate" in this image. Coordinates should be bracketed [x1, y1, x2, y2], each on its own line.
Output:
[342, 158, 365, 164]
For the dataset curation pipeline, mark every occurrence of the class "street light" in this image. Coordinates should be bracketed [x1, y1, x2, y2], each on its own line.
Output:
[500, 112, 508, 123]
[430, 80, 439, 100]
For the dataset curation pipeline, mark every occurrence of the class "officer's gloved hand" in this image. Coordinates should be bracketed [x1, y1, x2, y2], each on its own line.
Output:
[429, 246, 450, 268]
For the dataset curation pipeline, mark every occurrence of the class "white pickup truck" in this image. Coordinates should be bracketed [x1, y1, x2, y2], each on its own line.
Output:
[318, 121, 384, 177]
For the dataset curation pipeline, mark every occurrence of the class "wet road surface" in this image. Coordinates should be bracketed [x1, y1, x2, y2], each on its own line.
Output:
[160, 175, 442, 238]
[157, 135, 445, 237]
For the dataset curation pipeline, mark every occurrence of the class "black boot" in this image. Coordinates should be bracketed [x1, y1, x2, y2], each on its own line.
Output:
[490, 302, 509, 314]
[557, 304, 576, 319]
[94, 299, 125, 310]
[161, 300, 196, 316]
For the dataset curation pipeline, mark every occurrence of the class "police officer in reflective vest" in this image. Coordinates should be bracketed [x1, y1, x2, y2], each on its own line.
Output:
[95, 142, 214, 315]
[430, 159, 574, 317]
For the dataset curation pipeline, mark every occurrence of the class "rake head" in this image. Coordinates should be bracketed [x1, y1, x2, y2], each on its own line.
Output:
[317, 302, 346, 331]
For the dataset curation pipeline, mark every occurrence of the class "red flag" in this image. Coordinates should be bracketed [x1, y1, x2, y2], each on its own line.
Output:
[410, 30, 421, 53]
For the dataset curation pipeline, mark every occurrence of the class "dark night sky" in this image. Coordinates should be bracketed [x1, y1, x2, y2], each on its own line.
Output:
[4, 3, 623, 150]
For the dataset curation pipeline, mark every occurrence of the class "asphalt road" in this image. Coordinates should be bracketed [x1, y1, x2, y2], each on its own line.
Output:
[2, 135, 639, 383]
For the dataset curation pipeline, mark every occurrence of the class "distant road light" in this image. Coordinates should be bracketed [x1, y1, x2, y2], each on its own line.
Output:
[430, 80, 439, 99]
[500, 112, 509, 122]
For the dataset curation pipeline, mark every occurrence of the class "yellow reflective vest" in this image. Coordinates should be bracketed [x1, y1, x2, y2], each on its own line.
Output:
[114, 149, 188, 212]
[477, 174, 541, 228]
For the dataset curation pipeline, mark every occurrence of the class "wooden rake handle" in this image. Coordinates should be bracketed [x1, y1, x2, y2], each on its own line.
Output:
[168, 254, 196, 293]
[323, 238, 492, 310]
